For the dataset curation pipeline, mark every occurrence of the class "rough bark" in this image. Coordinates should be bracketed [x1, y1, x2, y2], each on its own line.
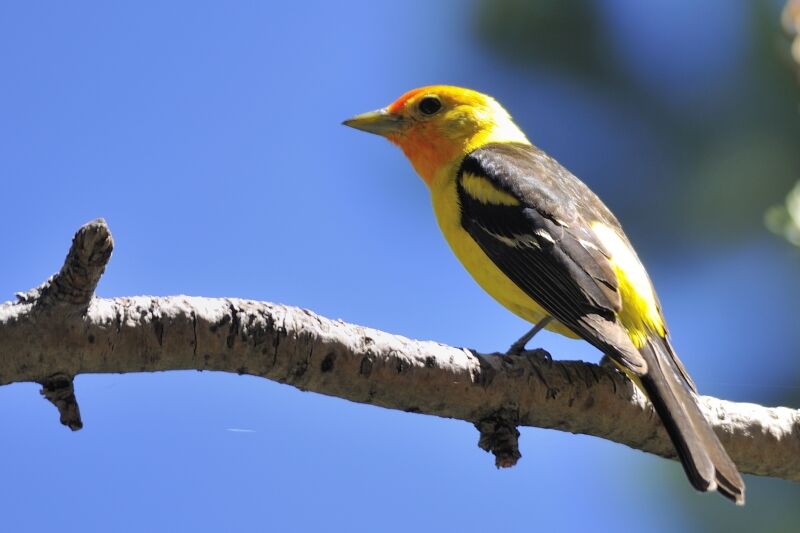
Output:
[1, 220, 799, 482]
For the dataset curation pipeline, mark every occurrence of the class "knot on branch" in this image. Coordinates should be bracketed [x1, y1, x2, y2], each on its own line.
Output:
[476, 412, 521, 468]
[40, 374, 83, 431]
[19, 219, 114, 307]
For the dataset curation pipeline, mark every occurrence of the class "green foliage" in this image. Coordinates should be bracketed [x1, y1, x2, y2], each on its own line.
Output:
[473, 0, 611, 78]
[474, 0, 800, 246]
[766, 181, 800, 246]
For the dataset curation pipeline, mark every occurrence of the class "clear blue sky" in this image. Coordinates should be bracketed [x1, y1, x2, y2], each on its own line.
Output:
[1, 1, 798, 532]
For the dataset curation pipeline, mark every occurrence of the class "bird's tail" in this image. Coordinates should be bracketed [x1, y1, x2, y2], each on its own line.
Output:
[638, 337, 745, 505]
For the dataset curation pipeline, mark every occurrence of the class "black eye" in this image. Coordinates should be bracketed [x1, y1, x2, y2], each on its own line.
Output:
[418, 96, 442, 115]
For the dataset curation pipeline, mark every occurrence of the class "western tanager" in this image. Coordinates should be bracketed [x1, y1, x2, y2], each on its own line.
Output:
[344, 85, 744, 504]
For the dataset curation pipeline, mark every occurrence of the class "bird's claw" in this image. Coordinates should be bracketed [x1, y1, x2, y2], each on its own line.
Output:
[506, 340, 528, 357]
[506, 346, 551, 363]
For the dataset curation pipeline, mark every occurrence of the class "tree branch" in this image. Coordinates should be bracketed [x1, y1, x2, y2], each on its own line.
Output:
[1, 221, 799, 481]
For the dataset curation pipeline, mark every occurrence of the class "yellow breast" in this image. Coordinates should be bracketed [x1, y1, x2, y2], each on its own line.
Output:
[429, 167, 580, 339]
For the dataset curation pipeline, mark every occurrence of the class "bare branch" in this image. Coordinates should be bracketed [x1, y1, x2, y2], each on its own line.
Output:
[1, 220, 798, 483]
[7, 219, 113, 425]
[17, 218, 113, 307]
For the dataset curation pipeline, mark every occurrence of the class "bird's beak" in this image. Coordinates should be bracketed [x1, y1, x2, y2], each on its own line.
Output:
[342, 108, 405, 137]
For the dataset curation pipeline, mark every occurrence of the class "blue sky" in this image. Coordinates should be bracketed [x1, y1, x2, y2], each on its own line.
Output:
[1, 1, 798, 531]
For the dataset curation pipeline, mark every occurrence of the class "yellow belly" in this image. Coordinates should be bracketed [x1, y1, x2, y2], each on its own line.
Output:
[430, 175, 580, 339]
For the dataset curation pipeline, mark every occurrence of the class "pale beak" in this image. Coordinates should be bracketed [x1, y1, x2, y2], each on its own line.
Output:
[342, 108, 405, 137]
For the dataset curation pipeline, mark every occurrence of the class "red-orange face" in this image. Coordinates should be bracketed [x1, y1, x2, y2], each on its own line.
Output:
[344, 85, 501, 184]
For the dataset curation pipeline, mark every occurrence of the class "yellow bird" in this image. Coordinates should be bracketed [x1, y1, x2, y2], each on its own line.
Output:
[344, 85, 745, 504]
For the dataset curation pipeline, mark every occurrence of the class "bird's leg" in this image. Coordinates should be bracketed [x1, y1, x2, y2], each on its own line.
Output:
[506, 316, 553, 357]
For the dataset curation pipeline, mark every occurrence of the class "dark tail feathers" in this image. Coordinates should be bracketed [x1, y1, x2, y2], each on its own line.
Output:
[639, 338, 745, 505]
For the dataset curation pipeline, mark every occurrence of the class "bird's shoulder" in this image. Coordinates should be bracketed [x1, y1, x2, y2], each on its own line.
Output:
[457, 142, 620, 229]
[455, 142, 653, 373]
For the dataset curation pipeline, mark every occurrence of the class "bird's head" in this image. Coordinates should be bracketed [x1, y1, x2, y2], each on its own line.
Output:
[344, 85, 528, 185]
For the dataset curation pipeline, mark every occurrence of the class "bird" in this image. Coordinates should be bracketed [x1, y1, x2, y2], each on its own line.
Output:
[343, 85, 745, 505]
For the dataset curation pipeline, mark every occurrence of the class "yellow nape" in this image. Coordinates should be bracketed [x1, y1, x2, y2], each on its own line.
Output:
[590, 222, 665, 346]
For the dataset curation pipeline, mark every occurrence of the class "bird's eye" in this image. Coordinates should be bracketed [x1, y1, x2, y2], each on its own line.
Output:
[418, 96, 442, 116]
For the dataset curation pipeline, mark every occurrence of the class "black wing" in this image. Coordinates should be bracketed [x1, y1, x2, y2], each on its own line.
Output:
[457, 143, 743, 501]
[457, 142, 645, 372]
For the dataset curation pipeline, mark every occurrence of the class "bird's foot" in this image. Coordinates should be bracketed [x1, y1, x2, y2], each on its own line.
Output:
[506, 317, 553, 356]
[513, 347, 552, 363]
[506, 338, 529, 357]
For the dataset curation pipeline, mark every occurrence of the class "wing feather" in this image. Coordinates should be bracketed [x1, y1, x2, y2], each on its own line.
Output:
[455, 143, 743, 501]
[457, 143, 645, 372]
